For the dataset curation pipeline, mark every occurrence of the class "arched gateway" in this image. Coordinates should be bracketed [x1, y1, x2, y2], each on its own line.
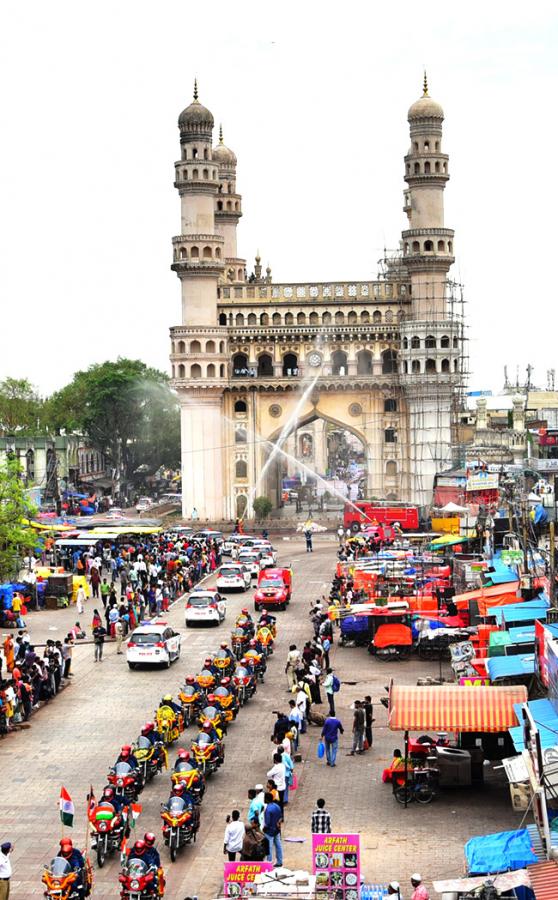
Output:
[170, 78, 465, 520]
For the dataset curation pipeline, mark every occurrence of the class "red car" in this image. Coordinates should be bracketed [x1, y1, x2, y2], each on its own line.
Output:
[254, 568, 292, 611]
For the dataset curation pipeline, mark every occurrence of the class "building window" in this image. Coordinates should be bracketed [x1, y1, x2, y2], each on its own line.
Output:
[425, 335, 436, 349]
[411, 359, 420, 374]
[384, 428, 397, 443]
[206, 340, 215, 352]
[373, 310, 382, 323]
[384, 398, 397, 412]
[235, 459, 248, 479]
[332, 350, 348, 375]
[411, 336, 420, 349]
[425, 358, 437, 373]
[441, 358, 450, 372]
[282, 353, 298, 377]
[272, 313, 281, 325]
[219, 313, 227, 325]
[234, 399, 247, 414]
[190, 339, 201, 352]
[247, 313, 257, 325]
[297, 312, 306, 325]
[285, 312, 294, 325]
[257, 353, 273, 377]
[207, 363, 215, 377]
[191, 363, 202, 379]
[441, 335, 450, 348]
[382, 349, 398, 374]
[232, 353, 249, 377]
[356, 350, 373, 375]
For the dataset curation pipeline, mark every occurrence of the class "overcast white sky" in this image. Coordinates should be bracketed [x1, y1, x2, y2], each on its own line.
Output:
[1, 1, 556, 395]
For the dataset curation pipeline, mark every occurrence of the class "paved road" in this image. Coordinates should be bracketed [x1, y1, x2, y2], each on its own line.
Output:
[1, 539, 520, 898]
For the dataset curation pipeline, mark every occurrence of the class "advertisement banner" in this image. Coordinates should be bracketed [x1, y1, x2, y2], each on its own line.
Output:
[223, 862, 274, 897]
[535, 619, 549, 688]
[312, 833, 360, 899]
[466, 473, 499, 492]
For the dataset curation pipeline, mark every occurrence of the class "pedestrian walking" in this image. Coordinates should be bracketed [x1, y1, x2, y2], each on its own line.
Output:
[267, 752, 287, 810]
[311, 799, 332, 834]
[93, 624, 106, 662]
[363, 694, 374, 749]
[76, 585, 86, 616]
[284, 644, 300, 692]
[223, 810, 245, 861]
[263, 792, 283, 867]
[410, 875, 429, 900]
[0, 841, 12, 899]
[349, 700, 365, 755]
[321, 714, 344, 766]
[115, 619, 124, 654]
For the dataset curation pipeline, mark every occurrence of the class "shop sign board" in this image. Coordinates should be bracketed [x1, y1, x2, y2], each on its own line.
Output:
[535, 619, 550, 688]
[312, 832, 361, 899]
[466, 472, 499, 492]
[223, 862, 274, 897]
[501, 549, 524, 565]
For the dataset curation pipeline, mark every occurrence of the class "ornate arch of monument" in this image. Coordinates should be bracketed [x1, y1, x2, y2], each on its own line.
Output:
[170, 79, 464, 520]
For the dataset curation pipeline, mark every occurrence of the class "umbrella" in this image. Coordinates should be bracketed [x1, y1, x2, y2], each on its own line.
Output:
[437, 501, 469, 514]
[429, 533, 475, 549]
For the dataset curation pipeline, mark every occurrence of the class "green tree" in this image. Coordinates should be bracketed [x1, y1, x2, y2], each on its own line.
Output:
[46, 359, 180, 484]
[0, 456, 37, 581]
[0, 377, 44, 435]
[253, 496, 272, 519]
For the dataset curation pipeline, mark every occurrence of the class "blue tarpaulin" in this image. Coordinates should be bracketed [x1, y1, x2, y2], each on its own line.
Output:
[493, 599, 549, 626]
[465, 828, 539, 874]
[508, 626, 535, 645]
[509, 698, 558, 751]
[487, 655, 535, 682]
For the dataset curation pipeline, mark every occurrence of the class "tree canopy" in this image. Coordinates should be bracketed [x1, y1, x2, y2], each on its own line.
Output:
[0, 456, 37, 581]
[0, 377, 44, 435]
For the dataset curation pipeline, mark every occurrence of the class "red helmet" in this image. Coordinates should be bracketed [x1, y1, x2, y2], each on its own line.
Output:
[172, 782, 185, 795]
[249, 639, 257, 647]
[202, 720, 212, 730]
[186, 676, 195, 685]
[207, 694, 216, 703]
[204, 657, 212, 666]
[177, 748, 190, 760]
[144, 832, 156, 847]
[60, 838, 73, 856]
[120, 745, 131, 758]
[241, 608, 249, 615]
[133, 840, 146, 855]
[220, 677, 231, 686]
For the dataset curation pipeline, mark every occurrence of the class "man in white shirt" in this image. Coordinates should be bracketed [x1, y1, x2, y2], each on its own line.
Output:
[223, 810, 245, 861]
[0, 841, 13, 898]
[267, 752, 287, 810]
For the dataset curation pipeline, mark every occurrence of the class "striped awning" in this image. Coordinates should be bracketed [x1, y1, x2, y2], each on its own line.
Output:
[527, 860, 558, 900]
[388, 684, 528, 732]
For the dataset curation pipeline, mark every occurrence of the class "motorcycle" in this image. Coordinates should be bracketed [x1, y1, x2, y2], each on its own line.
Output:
[108, 762, 142, 803]
[234, 614, 255, 637]
[178, 685, 205, 727]
[231, 627, 250, 661]
[244, 648, 266, 682]
[233, 664, 257, 704]
[156, 705, 184, 746]
[256, 625, 274, 656]
[197, 703, 227, 735]
[212, 651, 235, 678]
[133, 736, 167, 783]
[43, 855, 93, 900]
[196, 668, 216, 692]
[161, 795, 200, 861]
[190, 733, 224, 776]
[212, 686, 239, 723]
[89, 801, 126, 868]
[118, 857, 161, 899]
[170, 760, 205, 804]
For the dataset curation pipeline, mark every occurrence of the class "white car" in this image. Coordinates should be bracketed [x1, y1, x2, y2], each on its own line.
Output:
[127, 623, 181, 669]
[136, 496, 152, 513]
[242, 540, 277, 567]
[237, 550, 264, 577]
[222, 534, 258, 555]
[105, 507, 124, 520]
[185, 589, 226, 627]
[216, 563, 251, 592]
[191, 530, 224, 545]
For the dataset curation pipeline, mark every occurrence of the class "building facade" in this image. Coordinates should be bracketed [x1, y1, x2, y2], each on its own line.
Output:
[170, 78, 465, 520]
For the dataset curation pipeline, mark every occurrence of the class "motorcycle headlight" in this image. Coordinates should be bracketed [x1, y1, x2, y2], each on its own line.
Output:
[99, 822, 108, 832]
[117, 778, 124, 786]
[130, 879, 140, 890]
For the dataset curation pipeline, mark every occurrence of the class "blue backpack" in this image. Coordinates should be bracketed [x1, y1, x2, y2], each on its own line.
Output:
[331, 675, 341, 693]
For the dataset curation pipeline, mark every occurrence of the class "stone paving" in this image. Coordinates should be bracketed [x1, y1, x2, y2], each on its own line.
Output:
[0, 538, 524, 898]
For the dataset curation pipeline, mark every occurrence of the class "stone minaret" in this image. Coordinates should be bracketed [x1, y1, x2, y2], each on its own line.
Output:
[399, 76, 461, 507]
[170, 82, 228, 521]
[213, 125, 246, 284]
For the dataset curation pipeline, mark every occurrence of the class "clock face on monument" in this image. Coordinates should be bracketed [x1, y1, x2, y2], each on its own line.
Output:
[308, 352, 322, 368]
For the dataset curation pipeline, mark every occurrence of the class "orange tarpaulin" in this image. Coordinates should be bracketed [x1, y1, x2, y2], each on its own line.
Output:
[454, 582, 520, 617]
[388, 684, 527, 732]
[374, 623, 413, 648]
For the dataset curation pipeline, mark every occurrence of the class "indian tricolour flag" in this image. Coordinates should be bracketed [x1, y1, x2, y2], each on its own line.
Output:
[59, 787, 74, 827]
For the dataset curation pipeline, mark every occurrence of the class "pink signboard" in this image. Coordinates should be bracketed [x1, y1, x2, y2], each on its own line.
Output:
[312, 832, 361, 899]
[223, 861, 274, 897]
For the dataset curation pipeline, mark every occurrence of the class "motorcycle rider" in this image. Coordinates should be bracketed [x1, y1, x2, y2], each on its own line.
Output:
[116, 745, 139, 770]
[258, 608, 277, 629]
[140, 721, 165, 768]
[199, 656, 218, 678]
[58, 838, 89, 897]
[218, 641, 235, 662]
[220, 675, 239, 704]
[249, 635, 265, 656]
[100, 785, 125, 816]
[143, 833, 161, 869]
[173, 748, 192, 770]
[160, 693, 182, 716]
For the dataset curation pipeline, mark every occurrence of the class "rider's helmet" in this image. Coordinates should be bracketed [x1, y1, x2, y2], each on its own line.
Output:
[202, 720, 212, 731]
[249, 639, 257, 647]
[141, 722, 154, 736]
[162, 694, 173, 703]
[206, 694, 216, 704]
[144, 833, 156, 848]
[120, 745, 132, 759]
[241, 608, 249, 616]
[240, 657, 249, 666]
[220, 641, 228, 650]
[133, 840, 146, 855]
[220, 677, 231, 687]
[185, 675, 196, 685]
[59, 838, 73, 858]
[102, 786, 115, 800]
[203, 657, 212, 667]
[172, 782, 186, 796]
[177, 748, 190, 761]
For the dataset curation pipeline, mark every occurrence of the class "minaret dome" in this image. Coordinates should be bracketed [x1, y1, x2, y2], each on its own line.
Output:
[178, 80, 214, 139]
[213, 125, 237, 167]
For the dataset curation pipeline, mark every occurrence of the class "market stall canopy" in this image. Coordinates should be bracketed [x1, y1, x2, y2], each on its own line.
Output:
[527, 859, 558, 900]
[465, 827, 539, 874]
[509, 698, 558, 751]
[486, 654, 535, 682]
[388, 683, 527, 732]
[437, 501, 469, 513]
[433, 870, 531, 895]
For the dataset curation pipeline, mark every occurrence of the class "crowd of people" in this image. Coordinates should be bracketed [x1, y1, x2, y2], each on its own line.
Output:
[0, 629, 74, 733]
